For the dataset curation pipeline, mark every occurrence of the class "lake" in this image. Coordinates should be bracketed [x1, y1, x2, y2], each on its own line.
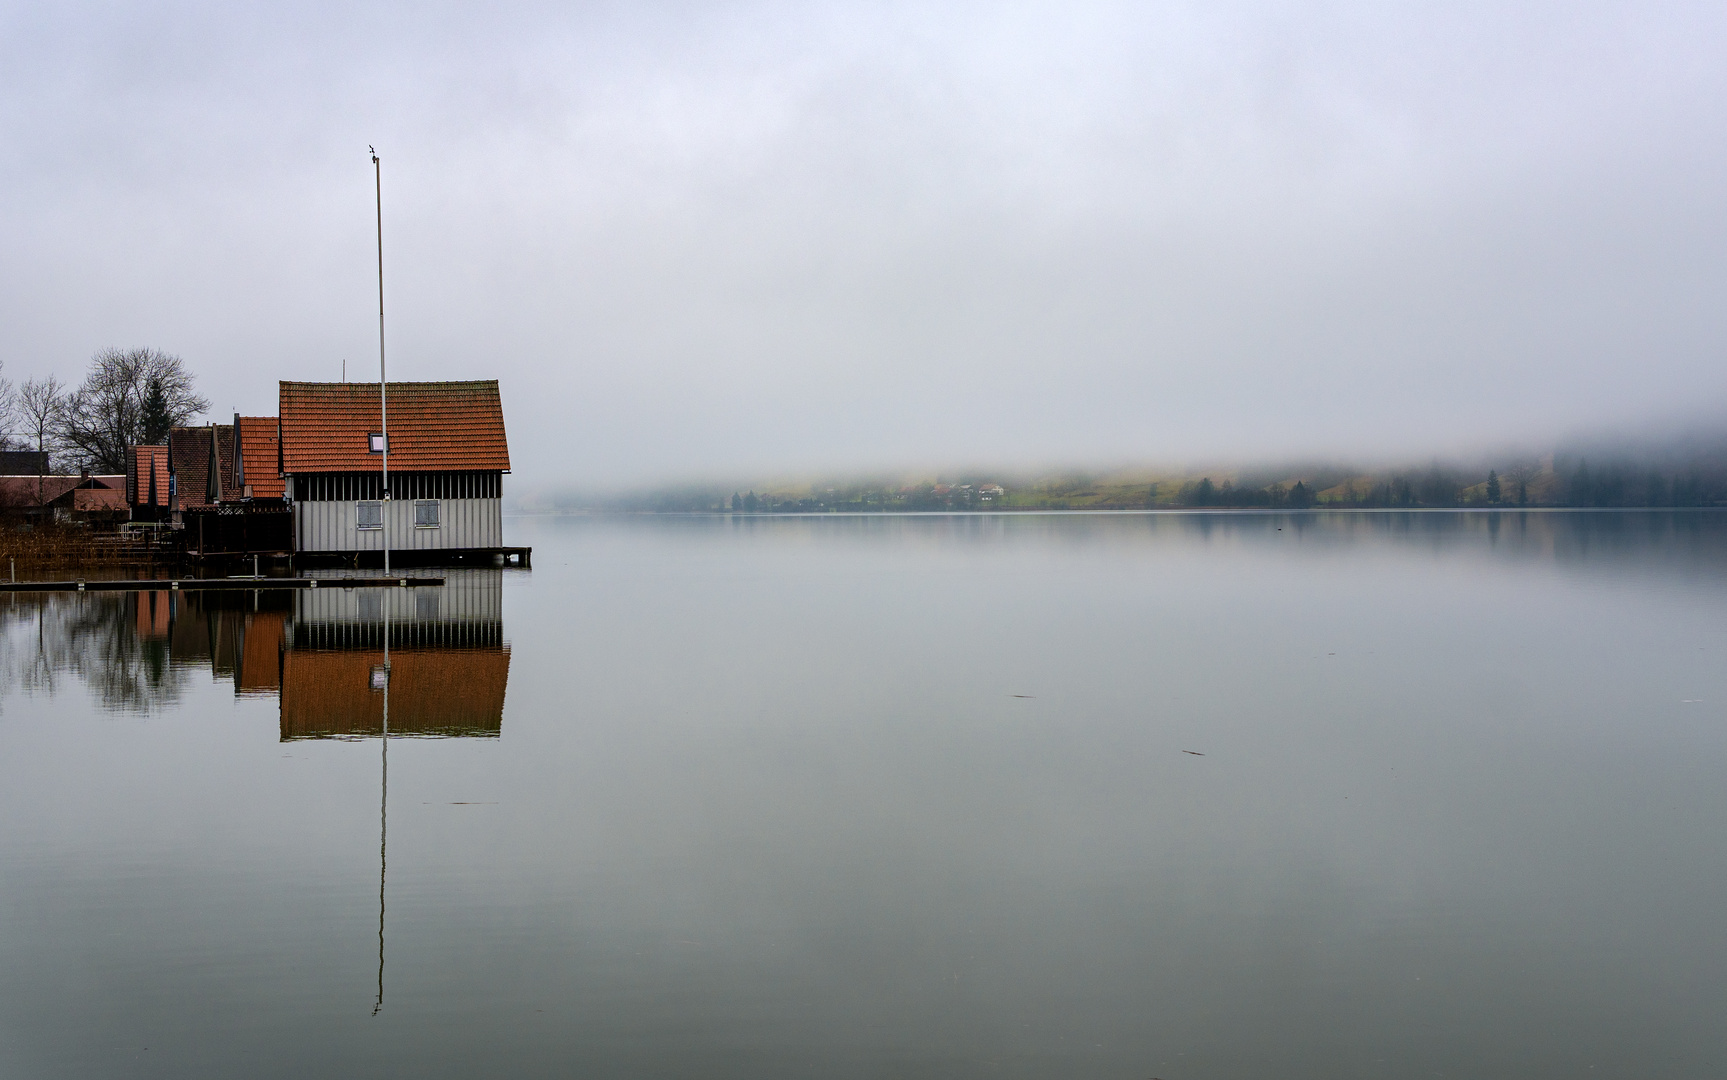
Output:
[2, 510, 1724, 1078]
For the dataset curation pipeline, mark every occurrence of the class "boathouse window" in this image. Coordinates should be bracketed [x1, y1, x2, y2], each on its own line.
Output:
[415, 500, 440, 528]
[357, 500, 383, 529]
[368, 433, 387, 453]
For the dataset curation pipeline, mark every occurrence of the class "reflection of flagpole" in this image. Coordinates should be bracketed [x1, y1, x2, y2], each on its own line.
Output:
[373, 591, 390, 1015]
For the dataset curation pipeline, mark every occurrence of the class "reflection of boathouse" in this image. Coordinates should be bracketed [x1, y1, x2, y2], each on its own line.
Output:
[123, 570, 508, 739]
[279, 571, 508, 740]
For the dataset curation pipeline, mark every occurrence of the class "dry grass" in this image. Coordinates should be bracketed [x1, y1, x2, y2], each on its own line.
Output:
[0, 524, 175, 575]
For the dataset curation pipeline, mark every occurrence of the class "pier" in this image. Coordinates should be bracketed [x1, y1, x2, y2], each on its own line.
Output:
[1, 577, 444, 593]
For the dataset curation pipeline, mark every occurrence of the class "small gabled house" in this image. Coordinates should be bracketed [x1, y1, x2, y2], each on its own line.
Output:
[127, 445, 171, 520]
[0, 474, 126, 522]
[279, 381, 510, 556]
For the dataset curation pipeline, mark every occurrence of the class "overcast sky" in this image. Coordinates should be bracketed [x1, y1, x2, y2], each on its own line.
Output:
[2, 1, 1724, 487]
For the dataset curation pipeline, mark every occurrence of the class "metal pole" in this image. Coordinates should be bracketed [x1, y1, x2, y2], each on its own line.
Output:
[372, 146, 390, 576]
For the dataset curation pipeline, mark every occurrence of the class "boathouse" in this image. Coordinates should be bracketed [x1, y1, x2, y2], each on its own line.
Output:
[279, 381, 510, 558]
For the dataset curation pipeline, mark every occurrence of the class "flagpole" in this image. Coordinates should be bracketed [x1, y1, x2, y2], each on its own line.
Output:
[371, 146, 390, 575]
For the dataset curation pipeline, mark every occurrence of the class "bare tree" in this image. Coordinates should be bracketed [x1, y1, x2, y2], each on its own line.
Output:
[57, 348, 209, 473]
[16, 376, 65, 507]
[0, 360, 15, 450]
[1502, 458, 1542, 506]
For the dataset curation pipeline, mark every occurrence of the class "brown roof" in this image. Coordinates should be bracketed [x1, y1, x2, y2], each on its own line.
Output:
[214, 424, 241, 502]
[73, 487, 128, 512]
[129, 446, 171, 507]
[169, 427, 214, 510]
[0, 475, 123, 510]
[279, 381, 510, 474]
[280, 647, 510, 739]
[236, 416, 284, 499]
[0, 475, 82, 508]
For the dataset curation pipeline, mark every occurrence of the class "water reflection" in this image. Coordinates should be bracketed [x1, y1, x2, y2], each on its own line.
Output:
[1, 587, 184, 711]
[6, 513, 1727, 1077]
[0, 569, 510, 737]
[701, 507, 1727, 580]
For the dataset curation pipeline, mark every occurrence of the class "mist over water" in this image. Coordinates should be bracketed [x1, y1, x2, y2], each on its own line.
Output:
[5, 3, 1727, 484]
[2, 510, 1724, 1078]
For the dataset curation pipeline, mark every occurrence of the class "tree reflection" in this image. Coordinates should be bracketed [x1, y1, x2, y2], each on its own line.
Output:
[0, 592, 186, 713]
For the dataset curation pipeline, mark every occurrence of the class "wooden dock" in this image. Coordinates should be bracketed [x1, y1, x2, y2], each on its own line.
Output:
[0, 577, 444, 593]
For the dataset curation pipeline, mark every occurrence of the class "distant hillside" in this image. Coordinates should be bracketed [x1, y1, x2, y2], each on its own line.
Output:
[518, 431, 1727, 513]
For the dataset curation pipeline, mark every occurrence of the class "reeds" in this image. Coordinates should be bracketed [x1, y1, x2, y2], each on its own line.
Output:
[0, 524, 173, 575]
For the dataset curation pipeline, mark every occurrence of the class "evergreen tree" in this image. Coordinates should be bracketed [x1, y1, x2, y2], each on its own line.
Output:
[1288, 480, 1314, 509]
[140, 376, 172, 444]
[1485, 469, 1501, 504]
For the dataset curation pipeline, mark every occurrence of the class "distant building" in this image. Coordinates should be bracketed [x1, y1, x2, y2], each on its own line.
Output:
[279, 380, 510, 557]
[0, 474, 127, 523]
[0, 450, 51, 475]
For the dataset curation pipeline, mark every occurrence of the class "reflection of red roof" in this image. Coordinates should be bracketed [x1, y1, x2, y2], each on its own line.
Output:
[237, 417, 284, 499]
[129, 446, 170, 507]
[237, 611, 285, 696]
[280, 647, 510, 739]
[279, 381, 510, 473]
[135, 590, 172, 640]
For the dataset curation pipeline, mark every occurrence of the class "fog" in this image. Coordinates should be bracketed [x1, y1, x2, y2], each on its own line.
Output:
[2, 1, 1724, 488]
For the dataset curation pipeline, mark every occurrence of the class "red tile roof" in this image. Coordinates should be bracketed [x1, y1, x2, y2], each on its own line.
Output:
[73, 487, 129, 512]
[0, 475, 83, 508]
[236, 416, 284, 499]
[279, 381, 510, 474]
[129, 446, 171, 507]
[0, 475, 126, 510]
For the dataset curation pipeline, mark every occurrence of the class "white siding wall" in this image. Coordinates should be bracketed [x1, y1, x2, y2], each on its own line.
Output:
[293, 568, 503, 623]
[294, 497, 503, 552]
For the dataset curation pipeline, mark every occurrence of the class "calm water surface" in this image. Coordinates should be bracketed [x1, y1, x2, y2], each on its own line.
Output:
[2, 511, 1725, 1078]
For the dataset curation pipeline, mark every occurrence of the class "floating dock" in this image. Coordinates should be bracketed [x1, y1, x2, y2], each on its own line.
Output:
[0, 577, 444, 593]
